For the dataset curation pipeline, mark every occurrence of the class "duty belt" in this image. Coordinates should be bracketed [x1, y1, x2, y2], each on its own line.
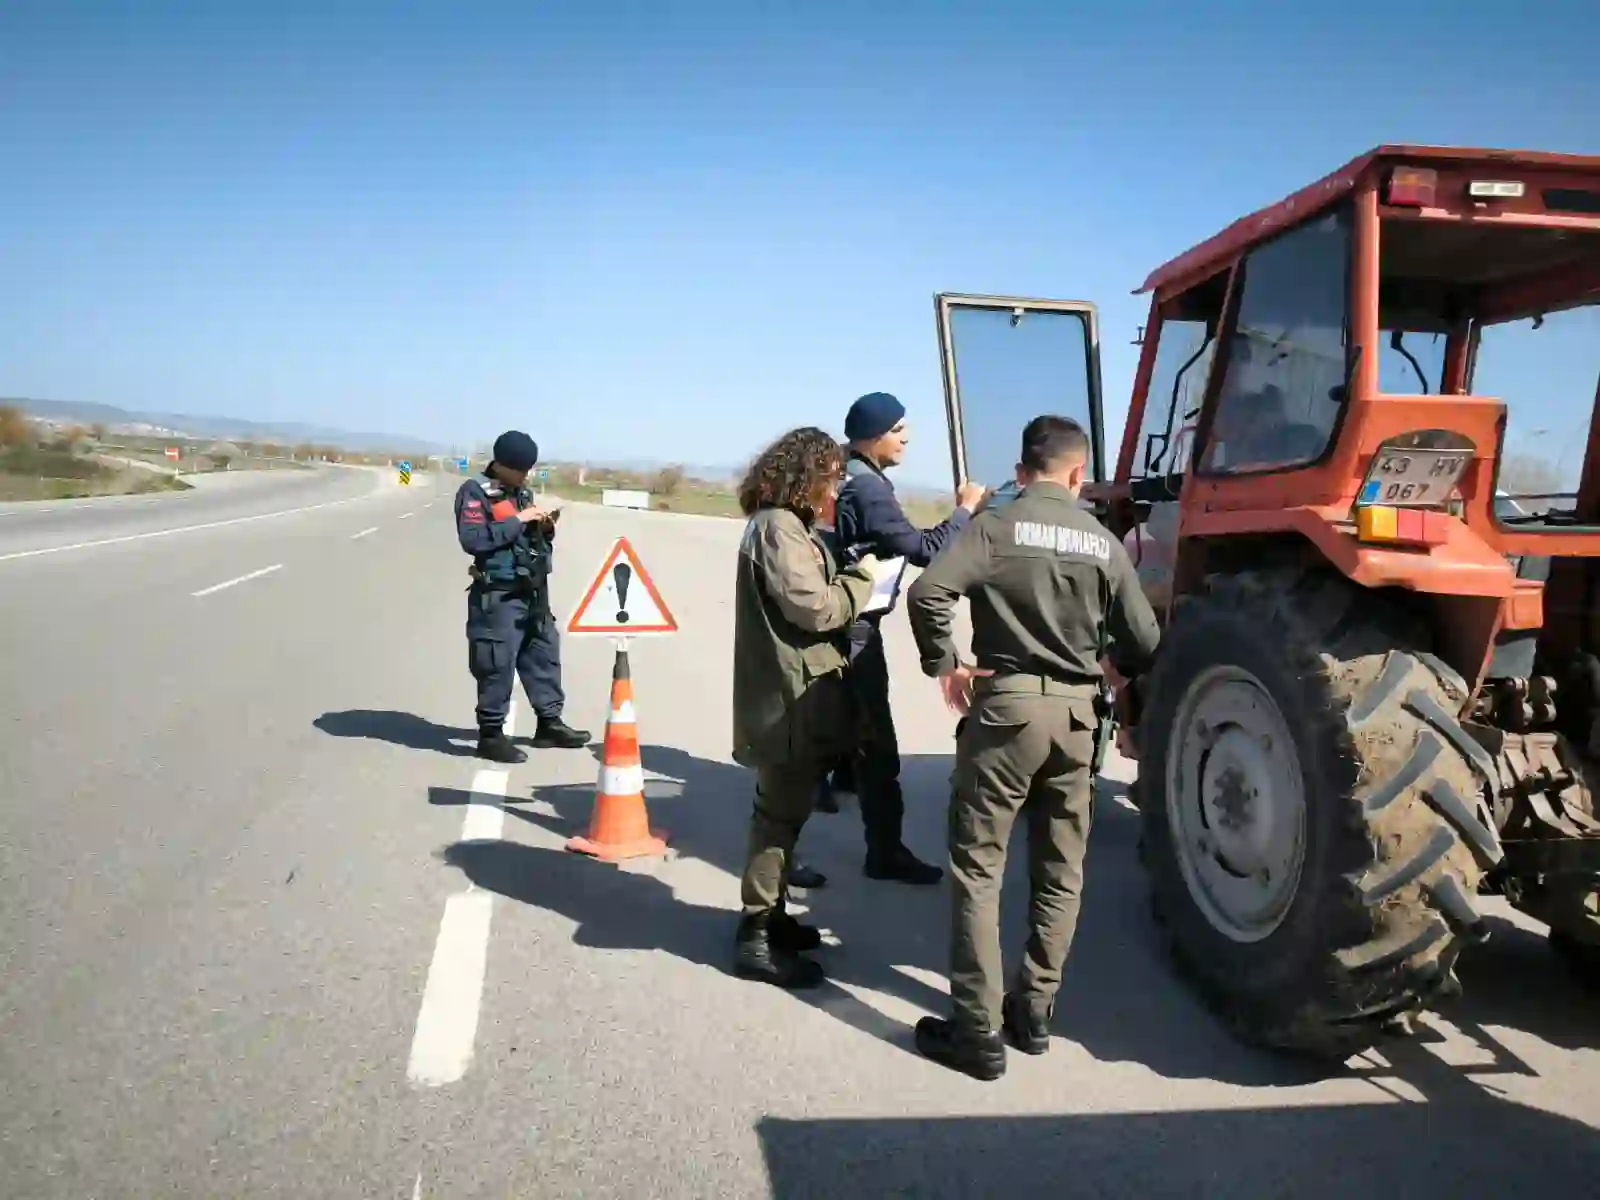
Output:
[467, 565, 540, 594]
[973, 672, 1097, 699]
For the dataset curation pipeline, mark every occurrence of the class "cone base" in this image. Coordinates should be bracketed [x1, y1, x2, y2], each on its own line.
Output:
[565, 832, 668, 861]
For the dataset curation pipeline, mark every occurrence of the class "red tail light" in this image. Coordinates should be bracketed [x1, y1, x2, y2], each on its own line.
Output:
[1386, 166, 1438, 207]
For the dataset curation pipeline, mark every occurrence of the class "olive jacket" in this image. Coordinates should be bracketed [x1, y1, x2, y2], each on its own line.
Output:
[732, 507, 875, 769]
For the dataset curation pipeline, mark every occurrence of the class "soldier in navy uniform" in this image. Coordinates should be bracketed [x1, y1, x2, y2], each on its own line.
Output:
[454, 430, 589, 762]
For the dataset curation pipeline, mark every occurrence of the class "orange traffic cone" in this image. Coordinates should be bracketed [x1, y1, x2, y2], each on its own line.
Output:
[566, 645, 668, 861]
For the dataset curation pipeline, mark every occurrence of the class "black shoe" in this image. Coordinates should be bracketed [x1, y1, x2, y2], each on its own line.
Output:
[914, 1017, 1006, 1081]
[865, 844, 944, 886]
[476, 730, 527, 763]
[1002, 992, 1052, 1055]
[830, 762, 857, 795]
[531, 717, 590, 749]
[789, 862, 828, 890]
[733, 914, 824, 989]
[770, 910, 823, 953]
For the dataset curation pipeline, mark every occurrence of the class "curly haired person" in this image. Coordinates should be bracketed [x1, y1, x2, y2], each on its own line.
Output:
[730, 426, 879, 988]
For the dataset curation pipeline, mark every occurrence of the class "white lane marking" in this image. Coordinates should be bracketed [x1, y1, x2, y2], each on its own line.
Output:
[192, 563, 284, 597]
[0, 494, 369, 563]
[413, 1172, 422, 1200]
[407, 891, 495, 1088]
[400, 511, 415, 520]
[352, 526, 379, 539]
[460, 767, 508, 843]
[408, 701, 516, 1088]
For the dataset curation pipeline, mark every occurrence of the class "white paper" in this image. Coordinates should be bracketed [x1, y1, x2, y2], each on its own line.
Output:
[861, 555, 907, 614]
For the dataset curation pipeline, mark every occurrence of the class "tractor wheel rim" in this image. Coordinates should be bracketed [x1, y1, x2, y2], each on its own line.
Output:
[1165, 664, 1307, 944]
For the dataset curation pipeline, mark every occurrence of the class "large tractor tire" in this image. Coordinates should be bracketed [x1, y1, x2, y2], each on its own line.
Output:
[1133, 567, 1503, 1058]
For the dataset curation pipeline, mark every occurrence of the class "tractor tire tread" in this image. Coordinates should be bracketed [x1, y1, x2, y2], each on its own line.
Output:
[1134, 566, 1488, 1060]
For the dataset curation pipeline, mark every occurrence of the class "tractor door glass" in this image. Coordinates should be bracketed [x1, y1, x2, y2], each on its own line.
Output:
[934, 296, 1104, 496]
[1200, 206, 1352, 475]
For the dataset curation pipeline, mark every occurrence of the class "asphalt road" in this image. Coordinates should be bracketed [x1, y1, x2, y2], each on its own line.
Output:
[1, 472, 1598, 1197]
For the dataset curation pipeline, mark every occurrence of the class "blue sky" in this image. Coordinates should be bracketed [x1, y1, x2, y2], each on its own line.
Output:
[2, 0, 1597, 486]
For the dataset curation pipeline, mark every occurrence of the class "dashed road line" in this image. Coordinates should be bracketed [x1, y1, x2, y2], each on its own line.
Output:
[352, 526, 379, 539]
[192, 563, 284, 597]
[407, 702, 515, 1088]
[400, 512, 415, 520]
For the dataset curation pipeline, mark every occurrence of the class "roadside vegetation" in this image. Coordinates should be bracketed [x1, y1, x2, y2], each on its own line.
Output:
[0, 408, 193, 501]
[0, 407, 447, 501]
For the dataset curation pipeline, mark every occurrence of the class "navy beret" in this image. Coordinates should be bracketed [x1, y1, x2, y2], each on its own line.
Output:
[492, 430, 539, 472]
[844, 392, 906, 441]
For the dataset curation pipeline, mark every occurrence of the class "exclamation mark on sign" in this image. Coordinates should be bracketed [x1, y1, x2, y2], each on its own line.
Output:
[614, 562, 632, 623]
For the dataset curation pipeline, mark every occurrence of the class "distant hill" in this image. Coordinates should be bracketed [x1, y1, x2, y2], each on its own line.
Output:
[5, 397, 449, 456]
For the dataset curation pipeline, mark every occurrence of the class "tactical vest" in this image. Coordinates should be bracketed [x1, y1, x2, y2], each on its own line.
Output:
[472, 480, 551, 590]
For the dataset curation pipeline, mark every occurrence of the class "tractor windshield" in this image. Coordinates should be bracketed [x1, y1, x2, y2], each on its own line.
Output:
[1379, 213, 1600, 525]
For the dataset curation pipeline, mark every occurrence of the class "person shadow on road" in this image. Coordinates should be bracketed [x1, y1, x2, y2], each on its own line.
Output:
[433, 740, 1236, 1071]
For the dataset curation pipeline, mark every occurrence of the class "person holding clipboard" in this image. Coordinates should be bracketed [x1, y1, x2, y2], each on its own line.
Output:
[831, 391, 987, 885]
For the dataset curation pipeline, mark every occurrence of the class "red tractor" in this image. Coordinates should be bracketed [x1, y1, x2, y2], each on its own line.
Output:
[934, 145, 1600, 1057]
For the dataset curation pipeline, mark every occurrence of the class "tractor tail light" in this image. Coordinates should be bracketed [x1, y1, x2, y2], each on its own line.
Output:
[1387, 167, 1438, 207]
[1356, 505, 1451, 547]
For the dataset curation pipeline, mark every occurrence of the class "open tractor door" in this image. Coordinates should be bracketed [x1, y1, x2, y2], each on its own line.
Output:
[935, 145, 1600, 1059]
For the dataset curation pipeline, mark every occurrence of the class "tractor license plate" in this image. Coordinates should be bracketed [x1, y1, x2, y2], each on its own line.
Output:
[1357, 448, 1472, 508]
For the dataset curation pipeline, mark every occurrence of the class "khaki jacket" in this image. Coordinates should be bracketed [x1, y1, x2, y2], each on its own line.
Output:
[732, 507, 875, 769]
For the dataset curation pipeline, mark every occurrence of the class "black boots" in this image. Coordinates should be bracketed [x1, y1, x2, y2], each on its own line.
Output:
[914, 1017, 1007, 1081]
[734, 912, 824, 989]
[865, 844, 944, 886]
[916, 995, 1052, 1080]
[476, 716, 589, 760]
[1002, 992, 1052, 1055]
[476, 729, 527, 763]
[531, 716, 590, 749]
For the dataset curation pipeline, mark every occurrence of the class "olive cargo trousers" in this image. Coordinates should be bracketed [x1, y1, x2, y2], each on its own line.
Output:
[947, 677, 1098, 1032]
[740, 761, 824, 914]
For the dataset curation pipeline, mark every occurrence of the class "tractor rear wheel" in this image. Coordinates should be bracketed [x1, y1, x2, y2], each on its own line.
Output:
[1134, 567, 1501, 1058]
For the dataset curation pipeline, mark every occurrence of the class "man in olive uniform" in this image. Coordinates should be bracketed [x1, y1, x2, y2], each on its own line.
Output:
[455, 430, 589, 763]
[905, 415, 1161, 1080]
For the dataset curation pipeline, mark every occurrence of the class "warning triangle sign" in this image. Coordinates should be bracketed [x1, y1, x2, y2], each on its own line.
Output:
[566, 537, 679, 636]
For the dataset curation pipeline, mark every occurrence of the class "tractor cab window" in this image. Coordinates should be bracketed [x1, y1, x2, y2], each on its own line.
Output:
[1471, 302, 1598, 520]
[1130, 270, 1227, 496]
[1379, 327, 1448, 394]
[1200, 206, 1352, 475]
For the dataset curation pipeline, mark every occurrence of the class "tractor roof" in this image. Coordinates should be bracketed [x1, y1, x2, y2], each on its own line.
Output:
[1136, 144, 1600, 300]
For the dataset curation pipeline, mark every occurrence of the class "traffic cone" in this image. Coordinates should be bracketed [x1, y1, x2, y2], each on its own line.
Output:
[566, 645, 668, 861]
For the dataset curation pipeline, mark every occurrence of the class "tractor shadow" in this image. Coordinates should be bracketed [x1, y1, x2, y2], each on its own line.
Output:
[754, 1096, 1600, 1199]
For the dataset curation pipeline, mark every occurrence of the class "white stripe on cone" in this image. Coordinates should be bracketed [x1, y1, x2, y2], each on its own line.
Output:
[600, 762, 645, 796]
[611, 698, 636, 724]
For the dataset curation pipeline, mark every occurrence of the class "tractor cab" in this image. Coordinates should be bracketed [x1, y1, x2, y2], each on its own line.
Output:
[937, 145, 1600, 687]
[934, 145, 1600, 1061]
